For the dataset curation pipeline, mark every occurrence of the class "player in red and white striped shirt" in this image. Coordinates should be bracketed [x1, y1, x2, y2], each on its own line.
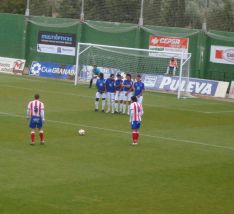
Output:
[27, 94, 45, 145]
[129, 96, 143, 145]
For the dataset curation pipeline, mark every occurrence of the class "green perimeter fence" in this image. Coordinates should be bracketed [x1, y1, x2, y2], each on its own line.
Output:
[0, 13, 234, 82]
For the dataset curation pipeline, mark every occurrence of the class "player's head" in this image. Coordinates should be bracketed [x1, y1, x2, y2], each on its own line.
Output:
[171, 57, 175, 61]
[93, 64, 97, 68]
[136, 74, 141, 81]
[34, 94, 40, 100]
[126, 73, 131, 80]
[99, 72, 104, 79]
[131, 96, 138, 103]
[117, 73, 122, 79]
[110, 73, 115, 79]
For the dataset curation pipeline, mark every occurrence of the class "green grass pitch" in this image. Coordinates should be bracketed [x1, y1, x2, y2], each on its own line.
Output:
[0, 73, 233, 214]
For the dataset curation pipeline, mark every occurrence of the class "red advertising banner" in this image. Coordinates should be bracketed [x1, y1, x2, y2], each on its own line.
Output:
[149, 35, 189, 58]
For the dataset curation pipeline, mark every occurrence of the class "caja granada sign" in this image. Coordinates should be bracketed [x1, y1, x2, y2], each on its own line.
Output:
[210, 45, 234, 65]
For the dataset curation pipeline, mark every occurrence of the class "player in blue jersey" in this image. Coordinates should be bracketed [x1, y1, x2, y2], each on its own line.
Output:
[133, 74, 145, 104]
[89, 64, 101, 88]
[95, 73, 106, 112]
[121, 73, 133, 115]
[114, 73, 123, 113]
[105, 73, 116, 114]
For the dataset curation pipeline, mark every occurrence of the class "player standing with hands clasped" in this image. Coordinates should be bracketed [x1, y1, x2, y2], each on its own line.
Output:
[122, 73, 133, 115]
[133, 74, 145, 104]
[114, 73, 123, 113]
[27, 94, 45, 145]
[95, 73, 106, 112]
[105, 73, 116, 114]
[129, 96, 143, 145]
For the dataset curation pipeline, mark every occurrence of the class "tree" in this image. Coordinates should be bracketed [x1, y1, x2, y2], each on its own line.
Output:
[0, 0, 25, 14]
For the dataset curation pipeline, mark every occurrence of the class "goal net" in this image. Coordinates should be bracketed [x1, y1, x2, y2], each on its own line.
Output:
[75, 43, 192, 99]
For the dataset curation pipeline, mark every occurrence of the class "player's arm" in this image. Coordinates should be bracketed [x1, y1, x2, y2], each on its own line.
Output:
[41, 109, 45, 121]
[126, 82, 133, 94]
[138, 84, 145, 97]
[27, 102, 31, 119]
[129, 104, 134, 122]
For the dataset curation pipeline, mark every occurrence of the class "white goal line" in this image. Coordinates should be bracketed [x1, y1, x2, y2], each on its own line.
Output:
[0, 111, 234, 151]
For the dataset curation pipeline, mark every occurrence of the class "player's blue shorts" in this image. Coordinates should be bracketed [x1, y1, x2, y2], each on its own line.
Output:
[29, 116, 43, 129]
[131, 121, 141, 130]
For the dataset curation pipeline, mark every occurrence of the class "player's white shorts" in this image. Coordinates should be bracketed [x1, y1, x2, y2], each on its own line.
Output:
[137, 95, 143, 104]
[122, 92, 133, 102]
[96, 91, 106, 99]
[106, 92, 115, 100]
[115, 91, 122, 101]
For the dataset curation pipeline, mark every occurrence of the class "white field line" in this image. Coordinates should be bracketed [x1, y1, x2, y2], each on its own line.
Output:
[203, 110, 234, 114]
[0, 84, 221, 114]
[0, 111, 234, 151]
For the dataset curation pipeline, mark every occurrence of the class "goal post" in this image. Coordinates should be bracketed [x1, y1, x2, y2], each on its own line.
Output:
[75, 43, 192, 99]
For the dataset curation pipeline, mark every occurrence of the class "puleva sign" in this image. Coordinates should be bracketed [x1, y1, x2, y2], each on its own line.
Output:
[141, 75, 229, 98]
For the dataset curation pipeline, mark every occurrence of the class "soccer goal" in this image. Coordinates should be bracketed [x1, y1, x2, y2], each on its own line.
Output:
[75, 43, 192, 99]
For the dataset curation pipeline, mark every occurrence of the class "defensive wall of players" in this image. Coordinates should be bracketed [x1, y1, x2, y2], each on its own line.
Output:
[0, 13, 234, 98]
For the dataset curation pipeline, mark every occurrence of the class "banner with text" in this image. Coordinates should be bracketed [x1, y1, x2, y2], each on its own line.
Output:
[210, 45, 234, 65]
[228, 81, 234, 98]
[37, 31, 76, 56]
[29, 61, 75, 80]
[0, 57, 25, 75]
[149, 35, 189, 58]
[141, 74, 229, 98]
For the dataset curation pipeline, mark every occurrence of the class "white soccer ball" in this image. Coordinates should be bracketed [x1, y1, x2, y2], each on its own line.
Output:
[78, 129, 85, 136]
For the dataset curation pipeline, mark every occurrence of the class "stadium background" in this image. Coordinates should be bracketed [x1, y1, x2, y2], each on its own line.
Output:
[0, 0, 234, 82]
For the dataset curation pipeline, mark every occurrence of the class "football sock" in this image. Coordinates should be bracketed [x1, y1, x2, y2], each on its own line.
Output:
[136, 132, 139, 142]
[111, 100, 115, 112]
[95, 101, 99, 109]
[102, 99, 106, 110]
[122, 104, 126, 113]
[89, 79, 93, 88]
[39, 130, 44, 142]
[115, 103, 119, 112]
[31, 131, 35, 143]
[132, 131, 138, 143]
[107, 99, 110, 111]
[119, 103, 123, 112]
[127, 105, 130, 114]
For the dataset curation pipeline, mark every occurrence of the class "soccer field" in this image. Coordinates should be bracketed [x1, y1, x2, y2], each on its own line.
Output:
[0, 74, 233, 214]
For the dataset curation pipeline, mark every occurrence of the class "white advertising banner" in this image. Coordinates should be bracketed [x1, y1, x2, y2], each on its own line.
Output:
[37, 44, 76, 56]
[228, 81, 234, 98]
[141, 74, 229, 98]
[210, 45, 234, 65]
[0, 57, 26, 74]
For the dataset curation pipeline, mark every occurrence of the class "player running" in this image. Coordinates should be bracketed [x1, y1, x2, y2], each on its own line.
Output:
[129, 96, 143, 145]
[95, 72, 106, 112]
[105, 73, 116, 114]
[114, 73, 123, 113]
[133, 74, 145, 104]
[122, 73, 133, 115]
[27, 94, 45, 145]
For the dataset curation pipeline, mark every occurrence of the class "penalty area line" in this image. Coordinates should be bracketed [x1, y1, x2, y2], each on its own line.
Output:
[0, 111, 234, 151]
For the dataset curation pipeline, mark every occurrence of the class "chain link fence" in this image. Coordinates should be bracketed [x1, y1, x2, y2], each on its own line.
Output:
[19, 0, 234, 32]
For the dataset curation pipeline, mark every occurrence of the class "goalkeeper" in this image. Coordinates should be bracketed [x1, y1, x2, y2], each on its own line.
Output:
[89, 64, 101, 88]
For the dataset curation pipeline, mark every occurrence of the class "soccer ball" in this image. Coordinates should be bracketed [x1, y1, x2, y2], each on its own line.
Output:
[78, 129, 85, 136]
